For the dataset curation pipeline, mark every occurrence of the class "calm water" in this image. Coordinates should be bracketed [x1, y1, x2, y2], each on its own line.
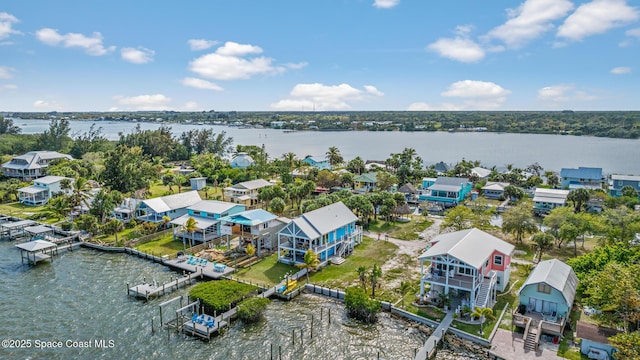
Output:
[16, 119, 640, 174]
[0, 241, 427, 360]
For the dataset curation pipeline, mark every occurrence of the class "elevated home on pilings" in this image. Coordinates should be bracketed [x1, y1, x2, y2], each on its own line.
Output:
[418, 228, 514, 310]
[170, 200, 245, 245]
[277, 202, 362, 266]
[136, 191, 202, 223]
[219, 209, 289, 256]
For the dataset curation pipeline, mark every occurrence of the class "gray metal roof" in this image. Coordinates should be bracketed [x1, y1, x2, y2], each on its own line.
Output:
[533, 188, 569, 204]
[18, 185, 47, 194]
[34, 175, 72, 185]
[188, 200, 241, 214]
[24, 225, 54, 235]
[428, 177, 470, 192]
[15, 239, 57, 252]
[170, 214, 218, 230]
[418, 228, 515, 269]
[233, 179, 273, 190]
[286, 201, 357, 240]
[141, 190, 202, 213]
[519, 259, 578, 308]
[2, 151, 72, 170]
[611, 174, 640, 182]
[482, 182, 510, 191]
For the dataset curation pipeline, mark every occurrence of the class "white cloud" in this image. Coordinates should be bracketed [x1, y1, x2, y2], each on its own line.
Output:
[181, 77, 223, 91]
[0, 66, 15, 79]
[285, 62, 308, 70]
[428, 37, 485, 63]
[215, 41, 262, 56]
[487, 0, 574, 48]
[557, 0, 639, 41]
[610, 66, 631, 74]
[189, 41, 291, 80]
[627, 27, 640, 38]
[373, 0, 400, 9]
[33, 99, 61, 110]
[188, 39, 219, 51]
[538, 84, 598, 103]
[270, 83, 384, 110]
[1, 84, 17, 90]
[121, 47, 155, 64]
[182, 101, 201, 111]
[113, 94, 172, 111]
[35, 28, 115, 56]
[412, 80, 511, 110]
[0, 12, 21, 40]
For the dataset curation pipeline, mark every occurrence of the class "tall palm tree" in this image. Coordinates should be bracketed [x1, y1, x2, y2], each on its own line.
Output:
[470, 307, 496, 335]
[369, 263, 383, 298]
[296, 249, 320, 282]
[398, 281, 414, 308]
[568, 188, 590, 213]
[282, 152, 297, 170]
[183, 217, 198, 250]
[326, 146, 343, 167]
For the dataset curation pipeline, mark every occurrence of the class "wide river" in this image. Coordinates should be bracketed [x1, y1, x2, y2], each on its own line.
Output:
[17, 119, 640, 174]
[0, 241, 432, 360]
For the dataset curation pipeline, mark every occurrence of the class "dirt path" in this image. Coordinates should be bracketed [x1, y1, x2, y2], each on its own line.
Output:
[366, 217, 443, 290]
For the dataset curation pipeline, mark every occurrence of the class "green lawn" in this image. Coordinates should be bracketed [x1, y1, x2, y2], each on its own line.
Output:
[368, 216, 433, 240]
[309, 237, 398, 289]
[133, 232, 184, 256]
[0, 201, 50, 219]
[234, 254, 298, 286]
[91, 227, 138, 245]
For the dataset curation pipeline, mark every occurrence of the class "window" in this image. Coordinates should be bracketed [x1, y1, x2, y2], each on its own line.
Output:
[537, 284, 552, 294]
[494, 255, 503, 266]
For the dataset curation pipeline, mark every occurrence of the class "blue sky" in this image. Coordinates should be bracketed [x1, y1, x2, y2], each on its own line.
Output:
[0, 0, 639, 112]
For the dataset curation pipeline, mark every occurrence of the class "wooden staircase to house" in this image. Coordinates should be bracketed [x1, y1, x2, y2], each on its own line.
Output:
[524, 319, 541, 352]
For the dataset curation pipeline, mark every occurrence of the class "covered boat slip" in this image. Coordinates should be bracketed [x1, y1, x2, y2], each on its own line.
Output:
[15, 239, 58, 265]
[0, 219, 37, 240]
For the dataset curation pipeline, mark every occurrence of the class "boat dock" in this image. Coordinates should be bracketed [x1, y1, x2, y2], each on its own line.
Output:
[163, 256, 236, 280]
[414, 310, 454, 360]
[128, 272, 199, 300]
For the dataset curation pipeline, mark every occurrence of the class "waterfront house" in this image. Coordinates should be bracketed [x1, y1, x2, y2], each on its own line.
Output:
[481, 182, 510, 200]
[230, 152, 255, 169]
[418, 228, 514, 310]
[576, 321, 621, 359]
[513, 259, 577, 343]
[2, 151, 73, 181]
[560, 167, 605, 190]
[113, 198, 141, 223]
[277, 202, 362, 266]
[136, 191, 202, 223]
[223, 179, 273, 208]
[170, 200, 245, 244]
[220, 209, 289, 255]
[302, 156, 331, 170]
[609, 174, 640, 197]
[17, 176, 72, 206]
[432, 161, 450, 175]
[418, 177, 472, 207]
[421, 177, 436, 189]
[533, 188, 569, 215]
[353, 172, 377, 193]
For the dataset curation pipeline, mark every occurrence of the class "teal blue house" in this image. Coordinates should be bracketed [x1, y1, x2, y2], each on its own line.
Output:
[170, 200, 246, 244]
[303, 156, 331, 170]
[610, 174, 640, 196]
[418, 177, 471, 206]
[277, 202, 362, 265]
[513, 259, 578, 345]
[560, 167, 605, 190]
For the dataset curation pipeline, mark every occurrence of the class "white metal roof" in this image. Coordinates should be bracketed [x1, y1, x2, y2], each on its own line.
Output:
[2, 151, 72, 170]
[533, 188, 569, 204]
[34, 175, 72, 185]
[428, 177, 470, 192]
[482, 182, 510, 191]
[15, 239, 57, 252]
[1, 220, 37, 229]
[418, 228, 515, 269]
[232, 179, 273, 190]
[611, 174, 640, 182]
[24, 225, 54, 235]
[284, 201, 357, 240]
[141, 191, 201, 213]
[519, 259, 578, 307]
[188, 200, 241, 215]
[170, 214, 219, 230]
[18, 185, 47, 194]
[471, 167, 491, 178]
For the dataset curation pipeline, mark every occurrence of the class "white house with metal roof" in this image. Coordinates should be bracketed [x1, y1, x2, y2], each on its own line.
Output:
[277, 201, 362, 266]
[223, 179, 273, 208]
[418, 228, 514, 310]
[513, 259, 578, 342]
[481, 182, 510, 199]
[220, 209, 289, 255]
[2, 151, 73, 181]
[136, 190, 202, 223]
[17, 175, 73, 206]
[533, 188, 570, 215]
[170, 200, 246, 245]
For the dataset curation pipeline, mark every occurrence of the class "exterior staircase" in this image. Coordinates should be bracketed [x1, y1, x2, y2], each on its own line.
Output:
[523, 320, 540, 351]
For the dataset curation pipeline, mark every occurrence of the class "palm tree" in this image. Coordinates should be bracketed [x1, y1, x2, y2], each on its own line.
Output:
[356, 266, 368, 293]
[470, 307, 496, 335]
[202, 185, 211, 199]
[282, 152, 297, 170]
[369, 263, 383, 299]
[47, 196, 71, 221]
[326, 146, 343, 167]
[296, 249, 320, 282]
[544, 171, 559, 188]
[568, 188, 590, 213]
[70, 177, 92, 211]
[397, 281, 414, 308]
[531, 232, 554, 262]
[175, 175, 187, 193]
[183, 217, 198, 250]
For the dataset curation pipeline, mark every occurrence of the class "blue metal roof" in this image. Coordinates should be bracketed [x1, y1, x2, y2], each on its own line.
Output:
[560, 167, 602, 180]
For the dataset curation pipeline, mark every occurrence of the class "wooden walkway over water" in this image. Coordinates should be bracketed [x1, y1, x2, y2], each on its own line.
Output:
[128, 272, 199, 300]
[414, 310, 454, 360]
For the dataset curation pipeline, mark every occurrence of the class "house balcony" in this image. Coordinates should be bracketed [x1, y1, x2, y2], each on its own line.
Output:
[422, 271, 476, 291]
[512, 310, 565, 336]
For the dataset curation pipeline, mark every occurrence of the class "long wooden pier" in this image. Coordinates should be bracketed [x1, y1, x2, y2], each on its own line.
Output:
[128, 272, 199, 300]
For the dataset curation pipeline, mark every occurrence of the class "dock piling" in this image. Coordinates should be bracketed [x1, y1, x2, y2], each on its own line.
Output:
[292, 329, 295, 346]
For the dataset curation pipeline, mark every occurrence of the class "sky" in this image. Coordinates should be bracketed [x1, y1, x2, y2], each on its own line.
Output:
[0, 0, 639, 112]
